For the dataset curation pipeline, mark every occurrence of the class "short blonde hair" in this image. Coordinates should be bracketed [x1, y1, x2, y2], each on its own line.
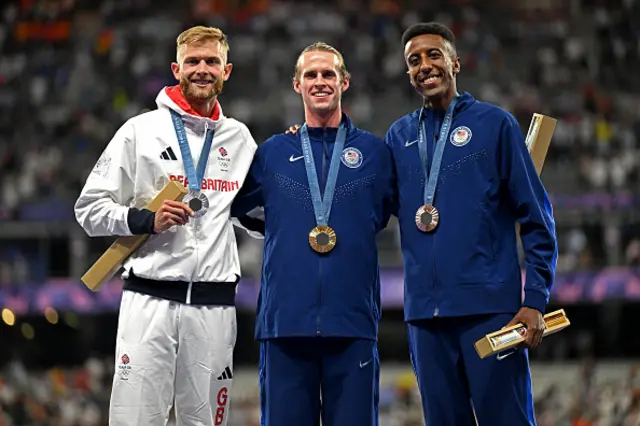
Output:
[176, 26, 230, 63]
[293, 42, 350, 82]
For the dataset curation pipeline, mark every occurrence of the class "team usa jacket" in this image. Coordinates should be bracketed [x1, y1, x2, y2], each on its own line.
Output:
[232, 114, 396, 340]
[385, 92, 558, 322]
[75, 86, 257, 288]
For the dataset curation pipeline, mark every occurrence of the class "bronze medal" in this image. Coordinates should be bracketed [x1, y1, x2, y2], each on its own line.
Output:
[415, 205, 439, 232]
[309, 225, 337, 253]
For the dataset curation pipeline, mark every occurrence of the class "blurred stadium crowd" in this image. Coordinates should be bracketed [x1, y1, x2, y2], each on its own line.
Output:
[1, 0, 640, 424]
[1, 0, 640, 278]
[3, 358, 640, 426]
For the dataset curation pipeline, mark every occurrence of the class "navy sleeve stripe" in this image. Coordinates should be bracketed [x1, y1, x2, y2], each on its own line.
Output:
[127, 208, 156, 235]
[236, 215, 265, 236]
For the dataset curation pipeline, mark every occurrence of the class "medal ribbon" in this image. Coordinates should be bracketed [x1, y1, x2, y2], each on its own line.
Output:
[300, 121, 347, 227]
[170, 110, 215, 192]
[417, 95, 459, 206]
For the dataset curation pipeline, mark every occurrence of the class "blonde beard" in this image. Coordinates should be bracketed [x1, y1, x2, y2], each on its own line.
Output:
[180, 76, 224, 103]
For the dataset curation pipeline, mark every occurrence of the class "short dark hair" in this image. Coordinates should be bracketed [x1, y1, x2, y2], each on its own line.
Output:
[401, 22, 456, 51]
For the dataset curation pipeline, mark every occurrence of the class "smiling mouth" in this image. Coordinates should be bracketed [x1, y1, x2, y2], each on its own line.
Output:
[312, 92, 330, 98]
[421, 75, 442, 85]
[192, 80, 213, 86]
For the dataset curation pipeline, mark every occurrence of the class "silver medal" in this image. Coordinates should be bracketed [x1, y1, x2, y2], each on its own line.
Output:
[183, 192, 209, 218]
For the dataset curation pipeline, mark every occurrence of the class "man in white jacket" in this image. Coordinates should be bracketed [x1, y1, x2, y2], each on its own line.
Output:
[74, 26, 257, 426]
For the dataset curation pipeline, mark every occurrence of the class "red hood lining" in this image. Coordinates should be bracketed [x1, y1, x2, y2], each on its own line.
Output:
[164, 85, 220, 120]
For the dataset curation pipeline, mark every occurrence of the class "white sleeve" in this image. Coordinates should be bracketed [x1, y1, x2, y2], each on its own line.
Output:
[74, 120, 137, 237]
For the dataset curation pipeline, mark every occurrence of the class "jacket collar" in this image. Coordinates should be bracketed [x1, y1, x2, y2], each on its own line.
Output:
[418, 91, 476, 119]
[304, 113, 355, 141]
[155, 85, 224, 129]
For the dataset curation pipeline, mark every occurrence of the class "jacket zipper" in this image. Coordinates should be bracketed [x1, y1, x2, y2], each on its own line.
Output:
[432, 235, 438, 317]
[316, 131, 328, 335]
[187, 121, 208, 305]
[317, 262, 323, 335]
[429, 112, 439, 317]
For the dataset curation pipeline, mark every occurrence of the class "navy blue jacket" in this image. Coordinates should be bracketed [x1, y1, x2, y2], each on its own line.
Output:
[232, 114, 396, 340]
[385, 92, 557, 322]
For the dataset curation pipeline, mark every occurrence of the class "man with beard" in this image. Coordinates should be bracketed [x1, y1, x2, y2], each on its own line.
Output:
[384, 22, 557, 425]
[75, 26, 256, 426]
[232, 42, 396, 426]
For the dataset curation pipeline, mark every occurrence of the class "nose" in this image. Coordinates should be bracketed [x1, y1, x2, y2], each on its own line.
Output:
[195, 59, 209, 73]
[311, 73, 329, 87]
[419, 58, 433, 73]
[313, 79, 327, 88]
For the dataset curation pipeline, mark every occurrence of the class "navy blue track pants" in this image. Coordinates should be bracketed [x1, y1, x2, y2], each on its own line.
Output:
[408, 313, 536, 426]
[259, 337, 379, 426]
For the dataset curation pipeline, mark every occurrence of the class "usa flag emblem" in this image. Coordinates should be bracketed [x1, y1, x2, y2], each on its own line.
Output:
[450, 126, 472, 147]
[341, 147, 363, 168]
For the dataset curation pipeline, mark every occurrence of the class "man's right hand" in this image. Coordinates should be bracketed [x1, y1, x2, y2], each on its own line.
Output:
[285, 124, 301, 135]
[154, 200, 195, 233]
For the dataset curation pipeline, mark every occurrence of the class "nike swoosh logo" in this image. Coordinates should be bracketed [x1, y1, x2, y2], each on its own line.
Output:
[496, 350, 516, 361]
[289, 155, 304, 162]
[359, 359, 372, 368]
[405, 139, 418, 147]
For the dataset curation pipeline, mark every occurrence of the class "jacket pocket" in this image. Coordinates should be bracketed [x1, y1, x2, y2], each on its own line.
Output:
[482, 203, 498, 262]
[438, 206, 494, 285]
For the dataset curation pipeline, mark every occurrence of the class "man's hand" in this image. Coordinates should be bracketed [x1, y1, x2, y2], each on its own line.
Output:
[154, 200, 194, 233]
[285, 124, 301, 135]
[503, 307, 546, 349]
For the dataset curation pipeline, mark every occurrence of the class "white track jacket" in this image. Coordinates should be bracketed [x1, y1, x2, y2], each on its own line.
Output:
[75, 86, 257, 284]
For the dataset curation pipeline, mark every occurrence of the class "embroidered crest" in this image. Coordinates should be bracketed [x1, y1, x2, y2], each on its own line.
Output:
[450, 126, 472, 147]
[341, 147, 363, 169]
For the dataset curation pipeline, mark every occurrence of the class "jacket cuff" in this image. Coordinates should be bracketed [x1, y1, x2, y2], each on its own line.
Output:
[127, 208, 156, 235]
[236, 215, 265, 236]
[522, 290, 548, 314]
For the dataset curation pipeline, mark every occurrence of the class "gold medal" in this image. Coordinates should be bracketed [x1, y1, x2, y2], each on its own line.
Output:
[415, 205, 439, 232]
[309, 225, 337, 253]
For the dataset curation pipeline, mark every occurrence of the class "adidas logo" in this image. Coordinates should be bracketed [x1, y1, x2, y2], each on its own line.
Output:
[160, 147, 178, 161]
[217, 366, 233, 381]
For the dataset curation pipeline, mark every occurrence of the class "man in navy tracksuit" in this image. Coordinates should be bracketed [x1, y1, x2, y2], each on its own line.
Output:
[385, 23, 558, 425]
[232, 42, 395, 426]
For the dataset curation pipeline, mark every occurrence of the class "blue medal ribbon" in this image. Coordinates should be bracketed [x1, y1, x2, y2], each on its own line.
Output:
[299, 121, 347, 227]
[417, 95, 459, 207]
[170, 110, 215, 192]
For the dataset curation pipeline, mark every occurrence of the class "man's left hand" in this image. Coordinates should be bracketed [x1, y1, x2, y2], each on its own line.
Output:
[503, 307, 546, 349]
[285, 124, 301, 135]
